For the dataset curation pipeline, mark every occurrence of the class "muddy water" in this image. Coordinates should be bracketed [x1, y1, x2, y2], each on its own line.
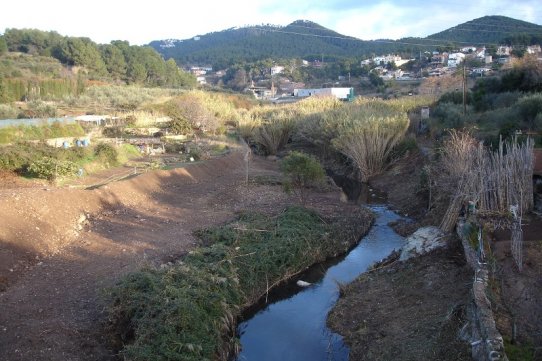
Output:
[236, 203, 407, 361]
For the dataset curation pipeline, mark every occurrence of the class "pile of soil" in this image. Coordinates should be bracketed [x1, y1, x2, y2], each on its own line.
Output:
[328, 241, 472, 361]
[0, 149, 360, 361]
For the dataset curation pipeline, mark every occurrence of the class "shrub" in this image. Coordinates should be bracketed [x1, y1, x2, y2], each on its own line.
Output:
[0, 104, 19, 119]
[431, 102, 465, 129]
[388, 135, 418, 160]
[94, 143, 118, 165]
[281, 151, 325, 204]
[0, 142, 55, 171]
[236, 113, 260, 141]
[26, 157, 78, 180]
[331, 103, 409, 182]
[438, 91, 471, 105]
[515, 93, 542, 128]
[25, 100, 57, 118]
[253, 110, 296, 155]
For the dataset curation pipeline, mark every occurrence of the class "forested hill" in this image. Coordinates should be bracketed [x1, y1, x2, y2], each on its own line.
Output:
[151, 16, 542, 68]
[149, 20, 407, 68]
[0, 28, 196, 89]
[427, 15, 542, 45]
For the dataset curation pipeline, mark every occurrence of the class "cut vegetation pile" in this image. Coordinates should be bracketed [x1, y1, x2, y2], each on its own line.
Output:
[108, 205, 373, 361]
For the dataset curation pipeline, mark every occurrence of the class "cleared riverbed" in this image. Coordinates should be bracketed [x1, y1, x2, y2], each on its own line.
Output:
[236, 205, 406, 361]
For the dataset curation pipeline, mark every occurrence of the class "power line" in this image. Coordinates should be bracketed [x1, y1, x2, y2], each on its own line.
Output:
[249, 25, 529, 49]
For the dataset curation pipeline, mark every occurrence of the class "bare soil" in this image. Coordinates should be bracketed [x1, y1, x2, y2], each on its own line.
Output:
[491, 218, 542, 360]
[325, 150, 474, 361]
[328, 240, 473, 361]
[0, 148, 359, 361]
[334, 149, 542, 361]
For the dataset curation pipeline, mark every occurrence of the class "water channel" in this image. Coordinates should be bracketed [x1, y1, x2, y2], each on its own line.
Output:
[236, 188, 408, 361]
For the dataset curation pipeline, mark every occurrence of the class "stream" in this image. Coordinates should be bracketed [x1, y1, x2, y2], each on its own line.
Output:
[236, 192, 408, 361]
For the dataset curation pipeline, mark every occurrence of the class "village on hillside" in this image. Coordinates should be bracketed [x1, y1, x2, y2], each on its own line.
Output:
[186, 43, 542, 101]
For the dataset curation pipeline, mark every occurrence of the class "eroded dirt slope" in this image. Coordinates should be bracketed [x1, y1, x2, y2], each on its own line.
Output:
[0, 150, 353, 361]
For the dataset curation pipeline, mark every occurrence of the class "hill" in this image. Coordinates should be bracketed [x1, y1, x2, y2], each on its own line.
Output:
[151, 16, 542, 68]
[149, 20, 409, 68]
[427, 15, 542, 44]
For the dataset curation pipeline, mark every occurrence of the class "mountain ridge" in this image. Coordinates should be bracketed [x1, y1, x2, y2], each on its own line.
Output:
[150, 16, 542, 68]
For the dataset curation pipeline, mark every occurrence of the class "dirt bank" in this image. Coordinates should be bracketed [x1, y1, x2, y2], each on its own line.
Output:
[327, 150, 474, 361]
[0, 149, 362, 361]
[328, 242, 473, 361]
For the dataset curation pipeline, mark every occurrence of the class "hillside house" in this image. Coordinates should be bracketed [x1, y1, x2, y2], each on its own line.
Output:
[271, 66, 285, 75]
[461, 46, 477, 53]
[431, 53, 447, 67]
[497, 46, 511, 56]
[373, 54, 402, 65]
[471, 67, 491, 76]
[190, 67, 207, 76]
[279, 81, 305, 94]
[447, 53, 465, 67]
[527, 45, 542, 54]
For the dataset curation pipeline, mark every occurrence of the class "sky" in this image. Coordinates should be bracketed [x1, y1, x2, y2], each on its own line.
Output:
[1, 0, 541, 45]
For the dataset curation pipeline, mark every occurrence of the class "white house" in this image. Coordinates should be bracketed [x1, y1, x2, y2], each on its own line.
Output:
[461, 46, 477, 53]
[527, 45, 542, 54]
[497, 46, 511, 56]
[471, 67, 491, 76]
[447, 53, 465, 67]
[373, 54, 402, 65]
[271, 66, 285, 75]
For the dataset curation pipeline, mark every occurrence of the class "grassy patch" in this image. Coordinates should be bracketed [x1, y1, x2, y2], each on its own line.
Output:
[0, 122, 85, 144]
[504, 338, 535, 361]
[108, 206, 371, 360]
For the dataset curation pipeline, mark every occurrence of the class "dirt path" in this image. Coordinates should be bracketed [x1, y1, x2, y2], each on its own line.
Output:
[0, 149, 303, 361]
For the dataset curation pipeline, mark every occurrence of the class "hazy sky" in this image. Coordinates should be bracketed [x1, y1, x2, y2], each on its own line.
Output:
[2, 0, 541, 45]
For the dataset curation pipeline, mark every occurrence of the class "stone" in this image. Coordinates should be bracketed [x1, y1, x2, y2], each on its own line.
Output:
[399, 226, 447, 261]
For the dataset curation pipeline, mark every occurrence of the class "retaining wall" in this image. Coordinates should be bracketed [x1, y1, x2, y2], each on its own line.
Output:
[456, 220, 508, 361]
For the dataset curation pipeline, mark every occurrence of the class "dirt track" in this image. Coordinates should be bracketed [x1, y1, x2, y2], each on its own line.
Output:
[0, 149, 323, 360]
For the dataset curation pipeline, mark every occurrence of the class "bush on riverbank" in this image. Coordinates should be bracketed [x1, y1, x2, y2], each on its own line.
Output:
[108, 206, 372, 361]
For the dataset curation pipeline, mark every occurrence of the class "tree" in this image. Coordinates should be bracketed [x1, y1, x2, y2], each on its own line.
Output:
[224, 67, 248, 91]
[101, 44, 127, 80]
[0, 36, 7, 55]
[369, 71, 384, 87]
[127, 62, 147, 84]
[52, 37, 107, 77]
[281, 151, 325, 205]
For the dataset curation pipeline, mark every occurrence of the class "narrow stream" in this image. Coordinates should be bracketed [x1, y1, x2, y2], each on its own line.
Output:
[236, 203, 407, 361]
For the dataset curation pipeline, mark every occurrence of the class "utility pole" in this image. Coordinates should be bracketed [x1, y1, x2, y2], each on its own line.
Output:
[462, 64, 467, 116]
